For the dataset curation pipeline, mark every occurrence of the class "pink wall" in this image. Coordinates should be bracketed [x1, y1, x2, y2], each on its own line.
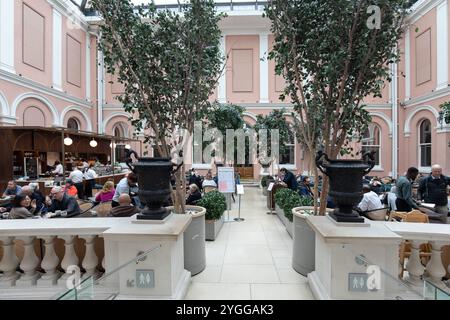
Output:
[226, 35, 260, 103]
[62, 16, 86, 99]
[409, 8, 437, 99]
[14, 0, 52, 87]
[268, 35, 289, 104]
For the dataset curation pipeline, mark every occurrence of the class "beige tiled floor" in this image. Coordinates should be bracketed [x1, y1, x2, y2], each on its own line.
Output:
[184, 187, 315, 300]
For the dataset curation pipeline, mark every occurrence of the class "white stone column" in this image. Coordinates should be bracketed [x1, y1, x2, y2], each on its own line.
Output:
[405, 240, 425, 284]
[0, 237, 19, 287]
[52, 8, 63, 91]
[426, 241, 446, 282]
[0, 0, 15, 73]
[86, 33, 91, 101]
[97, 33, 105, 134]
[404, 28, 410, 100]
[80, 235, 99, 278]
[218, 35, 227, 103]
[16, 236, 41, 286]
[59, 235, 79, 281]
[259, 33, 269, 103]
[436, 0, 448, 90]
[39, 236, 61, 286]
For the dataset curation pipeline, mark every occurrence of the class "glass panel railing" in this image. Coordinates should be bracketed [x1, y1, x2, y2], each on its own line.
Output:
[343, 245, 424, 300]
[53, 245, 162, 300]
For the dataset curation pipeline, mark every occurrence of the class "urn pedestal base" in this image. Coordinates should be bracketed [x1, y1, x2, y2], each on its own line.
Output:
[137, 208, 171, 221]
[329, 211, 364, 223]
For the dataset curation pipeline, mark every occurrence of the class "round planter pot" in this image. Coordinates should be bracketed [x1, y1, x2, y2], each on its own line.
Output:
[292, 207, 333, 276]
[168, 205, 206, 276]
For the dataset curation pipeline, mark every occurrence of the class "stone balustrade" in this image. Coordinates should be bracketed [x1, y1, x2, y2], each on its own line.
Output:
[385, 222, 450, 285]
[307, 216, 450, 300]
[0, 217, 130, 292]
[0, 214, 192, 300]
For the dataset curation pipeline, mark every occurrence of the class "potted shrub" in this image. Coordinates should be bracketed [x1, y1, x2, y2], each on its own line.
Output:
[283, 194, 314, 238]
[291, 205, 333, 276]
[261, 175, 274, 196]
[274, 188, 290, 226]
[198, 191, 227, 241]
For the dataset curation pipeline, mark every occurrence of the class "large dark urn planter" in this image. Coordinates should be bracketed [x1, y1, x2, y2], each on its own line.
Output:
[131, 157, 175, 220]
[316, 151, 375, 223]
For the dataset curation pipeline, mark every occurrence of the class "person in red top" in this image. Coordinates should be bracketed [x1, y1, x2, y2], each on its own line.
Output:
[63, 180, 78, 198]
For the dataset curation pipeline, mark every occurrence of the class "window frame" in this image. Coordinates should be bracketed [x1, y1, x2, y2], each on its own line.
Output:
[418, 119, 432, 172]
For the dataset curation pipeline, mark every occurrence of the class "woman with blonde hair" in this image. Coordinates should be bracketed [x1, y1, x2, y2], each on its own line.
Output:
[95, 181, 115, 203]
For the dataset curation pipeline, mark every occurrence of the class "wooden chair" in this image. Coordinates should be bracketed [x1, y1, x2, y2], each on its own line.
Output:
[389, 211, 407, 221]
[398, 210, 432, 279]
[93, 201, 113, 217]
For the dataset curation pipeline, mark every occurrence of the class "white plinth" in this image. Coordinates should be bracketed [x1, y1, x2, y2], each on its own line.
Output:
[102, 214, 192, 300]
[306, 216, 402, 300]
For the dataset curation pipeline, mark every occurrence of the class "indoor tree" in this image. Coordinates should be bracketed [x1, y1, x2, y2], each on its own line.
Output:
[265, 0, 408, 213]
[253, 109, 291, 172]
[91, 0, 224, 213]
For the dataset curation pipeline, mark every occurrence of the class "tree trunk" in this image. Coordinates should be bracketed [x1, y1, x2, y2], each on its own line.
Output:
[173, 164, 186, 214]
[319, 175, 329, 215]
[310, 150, 319, 215]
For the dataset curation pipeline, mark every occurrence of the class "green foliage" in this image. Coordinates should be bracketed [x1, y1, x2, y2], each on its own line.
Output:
[440, 101, 450, 124]
[265, 0, 408, 158]
[275, 188, 315, 222]
[203, 103, 245, 137]
[91, 0, 224, 156]
[274, 188, 291, 208]
[261, 175, 274, 188]
[197, 191, 227, 221]
[253, 109, 291, 164]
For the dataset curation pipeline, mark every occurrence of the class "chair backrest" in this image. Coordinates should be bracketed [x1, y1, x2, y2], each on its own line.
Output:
[404, 210, 429, 223]
[366, 208, 389, 221]
[93, 201, 113, 217]
[204, 186, 217, 194]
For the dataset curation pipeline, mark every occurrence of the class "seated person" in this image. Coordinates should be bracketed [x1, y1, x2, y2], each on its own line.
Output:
[202, 171, 217, 188]
[186, 184, 202, 205]
[3, 180, 22, 198]
[298, 176, 314, 198]
[9, 194, 38, 219]
[112, 173, 138, 208]
[110, 194, 140, 217]
[46, 186, 81, 217]
[95, 181, 116, 203]
[63, 180, 78, 198]
[279, 168, 298, 191]
[21, 185, 45, 214]
[357, 184, 383, 214]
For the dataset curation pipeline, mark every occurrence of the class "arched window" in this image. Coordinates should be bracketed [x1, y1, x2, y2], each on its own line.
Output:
[67, 117, 79, 131]
[113, 122, 128, 138]
[419, 119, 432, 168]
[280, 126, 295, 165]
[361, 124, 381, 166]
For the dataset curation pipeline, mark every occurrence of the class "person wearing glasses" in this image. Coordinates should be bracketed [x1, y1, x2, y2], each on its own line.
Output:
[45, 186, 81, 217]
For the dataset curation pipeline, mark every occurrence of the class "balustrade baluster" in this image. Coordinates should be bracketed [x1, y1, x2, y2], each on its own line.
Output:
[80, 235, 99, 278]
[16, 236, 40, 286]
[38, 236, 61, 286]
[405, 240, 425, 284]
[426, 241, 446, 282]
[0, 237, 20, 287]
[59, 235, 80, 283]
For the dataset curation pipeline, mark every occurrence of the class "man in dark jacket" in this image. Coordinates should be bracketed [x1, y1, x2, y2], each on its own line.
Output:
[418, 164, 450, 224]
[396, 167, 420, 212]
[46, 186, 81, 217]
[280, 168, 298, 191]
